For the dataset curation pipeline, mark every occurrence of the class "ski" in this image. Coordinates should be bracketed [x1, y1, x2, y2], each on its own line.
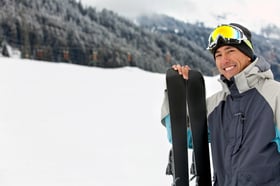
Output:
[186, 70, 212, 186]
[166, 68, 189, 186]
[166, 68, 212, 186]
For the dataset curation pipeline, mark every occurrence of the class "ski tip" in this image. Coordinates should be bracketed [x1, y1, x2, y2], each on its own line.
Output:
[166, 68, 178, 75]
[166, 68, 182, 79]
[166, 68, 204, 80]
[189, 70, 203, 77]
[190, 71, 205, 85]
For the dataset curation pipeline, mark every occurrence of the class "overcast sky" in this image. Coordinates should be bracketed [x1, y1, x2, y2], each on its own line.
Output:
[80, 0, 280, 34]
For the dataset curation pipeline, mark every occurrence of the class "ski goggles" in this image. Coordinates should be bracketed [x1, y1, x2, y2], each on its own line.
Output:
[207, 24, 254, 53]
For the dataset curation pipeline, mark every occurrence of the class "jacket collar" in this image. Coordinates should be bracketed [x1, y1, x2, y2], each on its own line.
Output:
[219, 57, 274, 94]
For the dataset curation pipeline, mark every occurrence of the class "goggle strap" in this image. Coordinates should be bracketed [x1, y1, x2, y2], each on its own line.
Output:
[244, 39, 254, 51]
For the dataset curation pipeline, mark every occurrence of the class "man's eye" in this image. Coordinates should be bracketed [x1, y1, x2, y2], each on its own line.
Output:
[215, 54, 221, 58]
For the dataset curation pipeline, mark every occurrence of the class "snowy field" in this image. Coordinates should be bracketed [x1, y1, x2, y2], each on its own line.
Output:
[0, 56, 220, 186]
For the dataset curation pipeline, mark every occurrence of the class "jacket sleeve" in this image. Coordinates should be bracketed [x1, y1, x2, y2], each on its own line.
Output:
[273, 127, 280, 153]
[161, 89, 193, 148]
[161, 89, 169, 126]
[273, 92, 280, 153]
[164, 114, 193, 148]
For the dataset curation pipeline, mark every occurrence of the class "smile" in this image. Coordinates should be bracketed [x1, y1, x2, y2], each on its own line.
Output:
[224, 65, 236, 72]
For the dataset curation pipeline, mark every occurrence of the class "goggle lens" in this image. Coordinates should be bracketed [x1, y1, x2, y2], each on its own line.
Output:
[210, 25, 242, 42]
[207, 25, 253, 52]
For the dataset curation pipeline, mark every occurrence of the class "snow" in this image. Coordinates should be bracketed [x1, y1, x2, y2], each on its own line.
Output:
[0, 56, 221, 185]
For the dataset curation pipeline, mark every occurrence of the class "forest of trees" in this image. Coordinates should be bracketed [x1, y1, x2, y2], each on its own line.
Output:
[1, 0, 280, 79]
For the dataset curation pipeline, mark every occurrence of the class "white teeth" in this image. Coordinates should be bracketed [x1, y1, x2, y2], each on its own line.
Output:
[224, 66, 234, 71]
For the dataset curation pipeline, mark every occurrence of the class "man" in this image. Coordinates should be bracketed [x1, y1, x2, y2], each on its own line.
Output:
[161, 23, 280, 185]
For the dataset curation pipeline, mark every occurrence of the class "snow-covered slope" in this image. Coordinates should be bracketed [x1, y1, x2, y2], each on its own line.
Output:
[0, 57, 220, 185]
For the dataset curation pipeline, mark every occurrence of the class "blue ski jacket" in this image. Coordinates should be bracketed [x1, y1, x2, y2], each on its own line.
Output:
[161, 57, 280, 186]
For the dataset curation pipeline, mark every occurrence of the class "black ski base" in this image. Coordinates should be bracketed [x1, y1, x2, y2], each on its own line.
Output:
[166, 68, 212, 186]
[166, 68, 189, 186]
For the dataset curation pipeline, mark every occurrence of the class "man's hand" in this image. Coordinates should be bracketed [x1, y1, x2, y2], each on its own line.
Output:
[172, 64, 191, 80]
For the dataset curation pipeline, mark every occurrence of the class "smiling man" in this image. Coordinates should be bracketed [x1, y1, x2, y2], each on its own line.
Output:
[210, 23, 255, 80]
[214, 45, 251, 79]
[161, 23, 280, 185]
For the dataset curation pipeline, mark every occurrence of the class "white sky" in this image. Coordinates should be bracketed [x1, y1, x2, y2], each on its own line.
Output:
[80, 0, 280, 34]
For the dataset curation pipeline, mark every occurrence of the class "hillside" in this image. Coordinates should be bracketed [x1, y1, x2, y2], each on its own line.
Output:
[0, 53, 223, 185]
[0, 0, 214, 75]
[1, 0, 280, 79]
[0, 56, 168, 186]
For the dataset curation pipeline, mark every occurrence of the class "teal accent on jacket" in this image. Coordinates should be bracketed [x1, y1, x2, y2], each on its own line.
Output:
[164, 115, 193, 149]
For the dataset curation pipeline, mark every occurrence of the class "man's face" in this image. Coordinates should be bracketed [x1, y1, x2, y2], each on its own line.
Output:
[214, 45, 251, 80]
